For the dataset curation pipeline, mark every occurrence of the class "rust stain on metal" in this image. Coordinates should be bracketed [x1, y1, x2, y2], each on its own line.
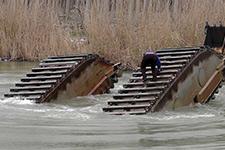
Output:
[152, 50, 223, 112]
[41, 57, 120, 102]
[39, 57, 96, 103]
[5, 54, 121, 103]
[196, 63, 224, 103]
[88, 63, 121, 95]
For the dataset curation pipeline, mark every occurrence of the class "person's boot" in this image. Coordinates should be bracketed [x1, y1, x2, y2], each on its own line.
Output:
[152, 70, 157, 81]
[152, 76, 157, 81]
[142, 78, 147, 87]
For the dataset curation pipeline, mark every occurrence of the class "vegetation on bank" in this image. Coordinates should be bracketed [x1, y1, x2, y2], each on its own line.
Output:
[0, 0, 225, 68]
[0, 1, 73, 61]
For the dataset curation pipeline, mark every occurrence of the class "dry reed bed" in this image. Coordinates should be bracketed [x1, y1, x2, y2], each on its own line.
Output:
[1, 0, 225, 68]
[0, 0, 73, 61]
[84, 0, 225, 68]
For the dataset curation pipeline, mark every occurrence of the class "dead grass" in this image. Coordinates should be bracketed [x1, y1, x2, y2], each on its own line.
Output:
[83, 0, 225, 68]
[1, 0, 225, 68]
[0, 0, 73, 61]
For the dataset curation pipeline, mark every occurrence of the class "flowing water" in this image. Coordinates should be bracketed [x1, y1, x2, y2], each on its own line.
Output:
[0, 62, 225, 150]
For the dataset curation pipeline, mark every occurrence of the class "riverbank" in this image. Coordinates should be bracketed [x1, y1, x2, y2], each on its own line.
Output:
[1, 0, 225, 68]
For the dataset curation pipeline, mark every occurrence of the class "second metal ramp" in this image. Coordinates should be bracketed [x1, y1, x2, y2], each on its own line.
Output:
[103, 47, 201, 115]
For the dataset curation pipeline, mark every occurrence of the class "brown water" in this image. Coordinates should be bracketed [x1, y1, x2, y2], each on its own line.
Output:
[0, 61, 225, 150]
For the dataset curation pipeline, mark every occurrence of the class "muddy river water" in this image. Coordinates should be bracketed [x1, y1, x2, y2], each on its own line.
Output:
[0, 62, 225, 150]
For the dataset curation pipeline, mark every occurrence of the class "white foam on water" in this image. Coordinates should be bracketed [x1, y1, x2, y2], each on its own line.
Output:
[80, 103, 104, 114]
[110, 72, 132, 93]
[44, 111, 91, 120]
[0, 96, 96, 121]
[41, 104, 91, 120]
[0, 97, 35, 105]
[148, 113, 216, 121]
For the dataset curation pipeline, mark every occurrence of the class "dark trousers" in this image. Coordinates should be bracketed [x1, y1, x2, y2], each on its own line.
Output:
[141, 54, 157, 81]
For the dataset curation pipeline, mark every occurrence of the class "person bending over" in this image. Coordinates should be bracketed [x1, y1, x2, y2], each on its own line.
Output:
[141, 49, 161, 82]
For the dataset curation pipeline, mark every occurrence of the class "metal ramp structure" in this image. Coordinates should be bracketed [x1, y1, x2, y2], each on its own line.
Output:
[4, 54, 121, 103]
[3, 22, 225, 115]
[103, 47, 224, 115]
[204, 22, 225, 49]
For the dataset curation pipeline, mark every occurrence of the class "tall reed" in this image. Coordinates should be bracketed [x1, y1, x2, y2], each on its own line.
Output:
[83, 0, 225, 68]
[1, 0, 225, 68]
[0, 0, 73, 60]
